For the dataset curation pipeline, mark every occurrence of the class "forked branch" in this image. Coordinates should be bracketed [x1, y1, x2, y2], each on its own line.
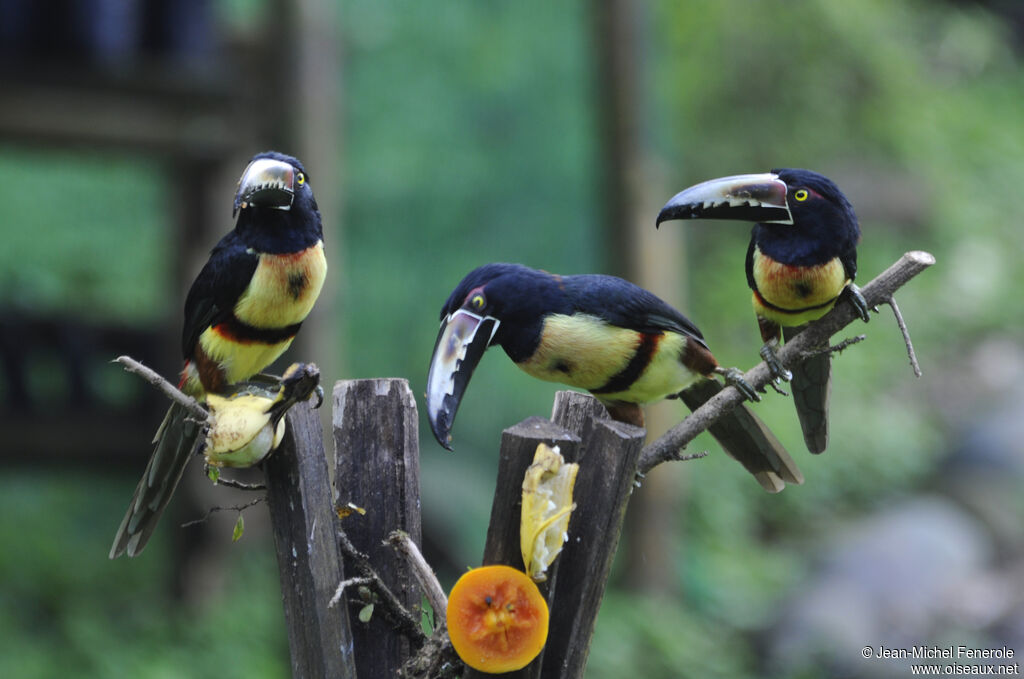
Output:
[637, 250, 936, 475]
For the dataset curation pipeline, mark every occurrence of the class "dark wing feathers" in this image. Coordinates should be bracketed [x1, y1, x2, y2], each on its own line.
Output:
[181, 231, 259, 358]
[563, 274, 708, 347]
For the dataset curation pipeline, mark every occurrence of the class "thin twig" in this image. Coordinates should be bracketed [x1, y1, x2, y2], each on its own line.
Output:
[114, 355, 208, 422]
[387, 531, 449, 624]
[328, 577, 375, 608]
[637, 250, 936, 475]
[670, 450, 708, 463]
[336, 528, 426, 643]
[181, 497, 265, 527]
[885, 296, 923, 377]
[825, 334, 867, 355]
[213, 476, 267, 491]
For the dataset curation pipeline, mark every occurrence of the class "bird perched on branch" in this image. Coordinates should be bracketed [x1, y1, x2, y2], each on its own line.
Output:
[110, 151, 327, 558]
[657, 169, 869, 454]
[426, 263, 802, 492]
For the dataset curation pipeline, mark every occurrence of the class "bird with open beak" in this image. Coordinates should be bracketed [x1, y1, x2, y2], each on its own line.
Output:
[426, 263, 802, 492]
[110, 151, 327, 558]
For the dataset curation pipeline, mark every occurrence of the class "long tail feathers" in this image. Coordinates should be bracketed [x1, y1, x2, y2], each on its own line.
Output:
[678, 379, 803, 493]
[784, 325, 831, 454]
[109, 403, 204, 558]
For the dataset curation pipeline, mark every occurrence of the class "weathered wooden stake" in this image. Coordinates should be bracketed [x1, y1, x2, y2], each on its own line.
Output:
[463, 416, 581, 679]
[480, 417, 581, 570]
[543, 392, 645, 678]
[334, 378, 423, 678]
[465, 392, 644, 679]
[264, 399, 357, 679]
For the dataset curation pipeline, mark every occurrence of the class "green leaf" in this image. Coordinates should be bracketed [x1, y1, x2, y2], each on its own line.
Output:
[232, 515, 245, 542]
[421, 596, 435, 634]
[358, 603, 374, 623]
[207, 466, 220, 484]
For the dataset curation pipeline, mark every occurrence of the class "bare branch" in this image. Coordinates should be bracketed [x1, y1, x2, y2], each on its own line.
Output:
[884, 296, 923, 377]
[637, 250, 935, 475]
[387, 530, 449, 624]
[328, 577, 375, 609]
[114, 355, 208, 422]
[181, 497, 265, 527]
[213, 476, 267, 491]
[336, 528, 426, 643]
[825, 334, 867, 355]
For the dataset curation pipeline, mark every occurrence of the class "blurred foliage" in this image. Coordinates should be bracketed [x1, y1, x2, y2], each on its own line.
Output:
[1, 0, 1022, 677]
[0, 474, 286, 678]
[0, 150, 168, 323]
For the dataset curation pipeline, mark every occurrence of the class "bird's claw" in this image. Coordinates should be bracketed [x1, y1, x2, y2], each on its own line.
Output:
[760, 342, 792, 382]
[845, 283, 872, 323]
[715, 366, 761, 402]
[278, 362, 322, 407]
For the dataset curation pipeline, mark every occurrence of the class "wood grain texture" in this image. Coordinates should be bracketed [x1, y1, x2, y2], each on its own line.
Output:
[465, 392, 645, 679]
[543, 400, 645, 679]
[265, 399, 356, 679]
[462, 417, 580, 679]
[333, 378, 423, 678]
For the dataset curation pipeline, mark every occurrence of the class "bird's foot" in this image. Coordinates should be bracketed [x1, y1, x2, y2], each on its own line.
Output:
[279, 363, 323, 407]
[760, 341, 792, 382]
[715, 366, 761, 402]
[844, 283, 872, 323]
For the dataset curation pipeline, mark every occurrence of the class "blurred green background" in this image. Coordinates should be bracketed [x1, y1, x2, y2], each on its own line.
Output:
[1, 1, 1022, 677]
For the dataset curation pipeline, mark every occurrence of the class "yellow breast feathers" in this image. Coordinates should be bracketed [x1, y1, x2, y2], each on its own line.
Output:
[196, 241, 326, 386]
[752, 248, 848, 326]
[234, 241, 327, 328]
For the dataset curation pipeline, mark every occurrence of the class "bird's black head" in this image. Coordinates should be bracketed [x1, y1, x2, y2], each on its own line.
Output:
[760, 168, 860, 264]
[656, 168, 859, 264]
[427, 263, 566, 449]
[233, 151, 323, 253]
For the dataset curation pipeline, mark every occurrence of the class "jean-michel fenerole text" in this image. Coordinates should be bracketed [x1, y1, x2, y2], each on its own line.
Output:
[873, 646, 1015, 660]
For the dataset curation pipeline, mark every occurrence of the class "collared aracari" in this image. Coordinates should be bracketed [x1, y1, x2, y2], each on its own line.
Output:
[426, 263, 802, 492]
[656, 169, 870, 454]
[110, 151, 327, 558]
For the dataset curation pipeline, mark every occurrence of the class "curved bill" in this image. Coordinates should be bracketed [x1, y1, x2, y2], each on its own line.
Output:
[656, 173, 792, 226]
[233, 157, 296, 216]
[426, 309, 499, 450]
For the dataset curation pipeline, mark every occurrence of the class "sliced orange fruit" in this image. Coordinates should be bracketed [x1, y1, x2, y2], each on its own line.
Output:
[447, 565, 549, 673]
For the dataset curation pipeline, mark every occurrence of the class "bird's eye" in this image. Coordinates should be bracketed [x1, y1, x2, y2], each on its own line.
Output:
[471, 294, 486, 310]
[794, 189, 809, 202]
[296, 173, 305, 186]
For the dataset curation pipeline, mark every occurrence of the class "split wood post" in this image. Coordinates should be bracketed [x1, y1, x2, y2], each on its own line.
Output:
[543, 391, 645, 678]
[465, 392, 645, 679]
[463, 417, 581, 679]
[334, 378, 423, 678]
[264, 399, 357, 679]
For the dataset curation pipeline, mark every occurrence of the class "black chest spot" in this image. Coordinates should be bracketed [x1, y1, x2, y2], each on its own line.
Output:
[793, 280, 813, 298]
[552, 359, 572, 375]
[288, 271, 308, 300]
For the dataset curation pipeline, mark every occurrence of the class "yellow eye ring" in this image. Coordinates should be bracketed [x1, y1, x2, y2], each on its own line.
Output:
[471, 294, 485, 310]
[296, 173, 305, 185]
[794, 189, 809, 202]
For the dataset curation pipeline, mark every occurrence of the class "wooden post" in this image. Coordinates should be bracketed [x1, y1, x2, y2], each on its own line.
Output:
[462, 417, 581, 679]
[264, 400, 357, 679]
[466, 392, 644, 679]
[543, 392, 645, 678]
[480, 417, 581, 570]
[333, 378, 423, 678]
